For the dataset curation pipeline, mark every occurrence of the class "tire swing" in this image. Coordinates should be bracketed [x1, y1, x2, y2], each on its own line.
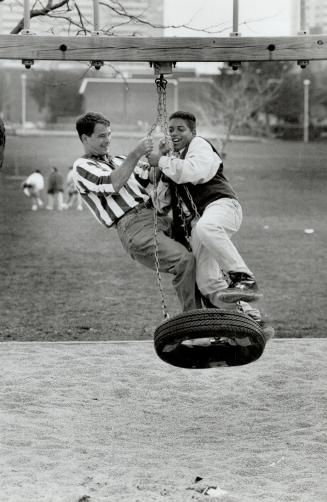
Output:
[149, 72, 266, 369]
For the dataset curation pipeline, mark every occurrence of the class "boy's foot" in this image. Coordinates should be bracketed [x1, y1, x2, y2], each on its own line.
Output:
[218, 272, 262, 303]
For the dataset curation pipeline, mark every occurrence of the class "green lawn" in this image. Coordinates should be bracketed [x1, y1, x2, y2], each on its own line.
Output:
[0, 135, 326, 340]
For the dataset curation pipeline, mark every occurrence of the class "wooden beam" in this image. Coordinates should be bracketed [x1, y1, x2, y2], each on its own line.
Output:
[0, 35, 327, 62]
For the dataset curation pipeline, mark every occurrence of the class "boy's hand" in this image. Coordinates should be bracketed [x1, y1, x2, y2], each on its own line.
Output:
[147, 153, 160, 166]
[136, 137, 153, 157]
[159, 138, 172, 155]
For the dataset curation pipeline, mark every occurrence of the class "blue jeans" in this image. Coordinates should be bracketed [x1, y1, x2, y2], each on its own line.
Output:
[116, 206, 198, 311]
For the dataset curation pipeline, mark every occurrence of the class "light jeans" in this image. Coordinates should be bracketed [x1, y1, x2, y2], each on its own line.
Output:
[190, 198, 253, 308]
[116, 206, 198, 311]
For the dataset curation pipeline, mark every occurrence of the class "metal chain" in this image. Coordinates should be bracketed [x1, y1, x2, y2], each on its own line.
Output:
[148, 75, 202, 319]
[152, 171, 169, 319]
[148, 75, 173, 320]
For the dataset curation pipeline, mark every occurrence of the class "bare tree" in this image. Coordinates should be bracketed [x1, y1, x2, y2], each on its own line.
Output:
[201, 63, 286, 154]
[6, 0, 239, 36]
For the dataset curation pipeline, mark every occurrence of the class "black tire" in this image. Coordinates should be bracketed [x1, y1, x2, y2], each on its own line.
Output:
[154, 309, 266, 369]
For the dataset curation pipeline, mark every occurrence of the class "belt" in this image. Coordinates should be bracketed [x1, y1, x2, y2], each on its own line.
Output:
[115, 198, 153, 225]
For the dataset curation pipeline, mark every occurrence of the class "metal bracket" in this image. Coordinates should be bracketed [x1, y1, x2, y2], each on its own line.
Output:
[297, 60, 309, 69]
[91, 60, 104, 70]
[150, 62, 176, 75]
[228, 61, 241, 71]
[22, 59, 34, 69]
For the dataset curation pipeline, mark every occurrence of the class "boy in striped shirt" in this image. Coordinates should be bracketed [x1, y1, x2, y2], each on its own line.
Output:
[73, 111, 199, 312]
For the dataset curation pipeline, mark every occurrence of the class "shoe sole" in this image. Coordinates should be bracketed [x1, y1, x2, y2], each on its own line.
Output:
[217, 291, 263, 303]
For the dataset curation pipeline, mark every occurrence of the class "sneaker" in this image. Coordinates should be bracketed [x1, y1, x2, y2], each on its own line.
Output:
[218, 272, 262, 303]
[237, 301, 262, 322]
[31, 204, 38, 211]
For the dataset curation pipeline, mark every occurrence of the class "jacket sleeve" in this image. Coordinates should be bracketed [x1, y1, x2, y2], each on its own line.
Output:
[158, 137, 220, 184]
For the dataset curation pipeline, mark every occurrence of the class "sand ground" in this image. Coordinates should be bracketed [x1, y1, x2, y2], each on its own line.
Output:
[0, 339, 326, 502]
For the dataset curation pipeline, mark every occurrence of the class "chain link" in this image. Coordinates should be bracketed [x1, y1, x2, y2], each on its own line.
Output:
[148, 75, 173, 320]
[148, 75, 202, 319]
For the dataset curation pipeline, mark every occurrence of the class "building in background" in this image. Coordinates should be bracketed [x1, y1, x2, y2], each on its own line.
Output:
[291, 0, 327, 34]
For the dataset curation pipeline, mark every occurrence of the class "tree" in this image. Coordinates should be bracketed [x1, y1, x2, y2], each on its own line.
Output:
[28, 69, 84, 123]
[199, 61, 292, 154]
[6, 0, 230, 36]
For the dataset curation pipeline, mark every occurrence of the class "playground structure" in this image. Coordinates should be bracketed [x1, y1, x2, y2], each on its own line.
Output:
[0, 0, 324, 369]
[0, 0, 326, 73]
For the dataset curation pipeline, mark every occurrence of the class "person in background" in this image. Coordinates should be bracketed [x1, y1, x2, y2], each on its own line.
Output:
[22, 169, 45, 211]
[46, 166, 64, 210]
[63, 166, 83, 210]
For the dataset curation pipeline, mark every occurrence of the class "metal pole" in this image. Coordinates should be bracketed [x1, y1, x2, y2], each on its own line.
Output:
[303, 79, 310, 143]
[299, 0, 307, 34]
[21, 73, 27, 128]
[93, 0, 100, 32]
[232, 0, 239, 34]
[24, 0, 30, 31]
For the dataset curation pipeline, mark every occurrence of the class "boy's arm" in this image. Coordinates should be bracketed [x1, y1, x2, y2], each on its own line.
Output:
[74, 137, 152, 194]
[111, 137, 152, 191]
[148, 137, 220, 185]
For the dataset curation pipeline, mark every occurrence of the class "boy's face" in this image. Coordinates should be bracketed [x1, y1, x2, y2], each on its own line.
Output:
[82, 123, 111, 157]
[168, 118, 195, 152]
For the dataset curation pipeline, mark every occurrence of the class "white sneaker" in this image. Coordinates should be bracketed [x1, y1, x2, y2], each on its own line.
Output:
[31, 205, 38, 211]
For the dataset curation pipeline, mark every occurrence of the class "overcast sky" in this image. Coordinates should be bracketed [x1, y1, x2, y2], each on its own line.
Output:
[164, 0, 292, 37]
[163, 0, 293, 72]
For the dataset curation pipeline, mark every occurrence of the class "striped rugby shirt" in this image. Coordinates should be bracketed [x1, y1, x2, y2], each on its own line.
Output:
[73, 154, 151, 228]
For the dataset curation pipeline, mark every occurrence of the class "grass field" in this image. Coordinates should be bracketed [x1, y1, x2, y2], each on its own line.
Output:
[0, 134, 326, 340]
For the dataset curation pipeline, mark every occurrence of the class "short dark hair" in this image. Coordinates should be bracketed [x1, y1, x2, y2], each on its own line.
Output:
[76, 111, 110, 139]
[169, 111, 196, 131]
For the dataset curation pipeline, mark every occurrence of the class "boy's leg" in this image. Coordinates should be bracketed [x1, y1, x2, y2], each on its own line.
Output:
[193, 198, 251, 273]
[57, 191, 64, 210]
[193, 198, 260, 303]
[31, 194, 38, 211]
[116, 208, 198, 312]
[191, 227, 230, 308]
[46, 194, 54, 210]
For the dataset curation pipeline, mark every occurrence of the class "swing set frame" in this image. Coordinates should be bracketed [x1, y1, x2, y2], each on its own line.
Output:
[0, 0, 324, 368]
[0, 0, 326, 70]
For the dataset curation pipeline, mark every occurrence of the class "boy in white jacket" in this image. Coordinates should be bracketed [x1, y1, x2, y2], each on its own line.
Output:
[22, 169, 44, 210]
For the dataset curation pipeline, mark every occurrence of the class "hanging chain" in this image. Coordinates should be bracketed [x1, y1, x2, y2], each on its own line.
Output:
[148, 75, 173, 320]
[173, 184, 201, 248]
[148, 75, 174, 151]
[147, 75, 202, 319]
